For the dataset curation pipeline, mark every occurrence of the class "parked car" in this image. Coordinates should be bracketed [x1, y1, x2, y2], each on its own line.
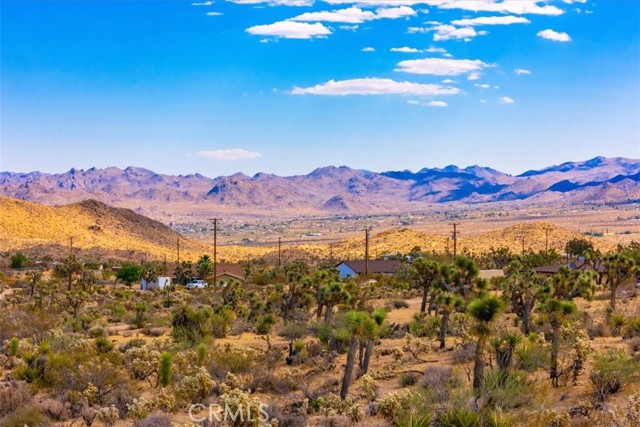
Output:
[186, 279, 208, 289]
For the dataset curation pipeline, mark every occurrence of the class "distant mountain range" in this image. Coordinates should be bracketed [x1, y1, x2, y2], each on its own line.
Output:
[1, 157, 639, 220]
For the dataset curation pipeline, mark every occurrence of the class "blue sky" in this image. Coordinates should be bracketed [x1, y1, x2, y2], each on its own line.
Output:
[1, 0, 639, 177]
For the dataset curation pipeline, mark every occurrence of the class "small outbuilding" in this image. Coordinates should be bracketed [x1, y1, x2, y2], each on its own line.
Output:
[336, 260, 403, 279]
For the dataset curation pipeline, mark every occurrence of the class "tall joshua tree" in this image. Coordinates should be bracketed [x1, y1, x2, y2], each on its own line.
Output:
[340, 311, 376, 399]
[468, 296, 502, 391]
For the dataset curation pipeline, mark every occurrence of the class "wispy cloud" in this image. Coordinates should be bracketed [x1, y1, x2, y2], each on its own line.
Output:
[192, 1, 214, 5]
[514, 68, 532, 75]
[427, 100, 448, 107]
[396, 58, 491, 76]
[362, 46, 375, 52]
[324, 1, 563, 16]
[206, 11, 223, 16]
[197, 149, 263, 161]
[228, 0, 312, 6]
[290, 5, 415, 24]
[391, 46, 422, 53]
[451, 16, 531, 27]
[501, 96, 515, 104]
[291, 78, 459, 96]
[246, 21, 332, 39]
[537, 29, 571, 42]
[431, 25, 485, 41]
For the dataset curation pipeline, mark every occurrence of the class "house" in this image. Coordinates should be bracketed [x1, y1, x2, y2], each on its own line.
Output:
[141, 276, 171, 291]
[336, 260, 403, 279]
[215, 263, 246, 286]
[534, 259, 607, 282]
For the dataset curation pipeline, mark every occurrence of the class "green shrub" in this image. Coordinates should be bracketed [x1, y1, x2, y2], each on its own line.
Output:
[95, 336, 114, 353]
[590, 349, 640, 401]
[0, 406, 46, 427]
[159, 352, 172, 387]
[437, 408, 481, 427]
[255, 313, 275, 335]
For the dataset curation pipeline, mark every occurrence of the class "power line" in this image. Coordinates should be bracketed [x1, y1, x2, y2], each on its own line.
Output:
[209, 218, 222, 282]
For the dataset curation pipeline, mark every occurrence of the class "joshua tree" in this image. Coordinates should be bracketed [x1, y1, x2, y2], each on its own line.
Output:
[321, 281, 351, 324]
[544, 267, 595, 387]
[407, 258, 442, 313]
[361, 308, 386, 375]
[54, 254, 84, 291]
[603, 253, 637, 312]
[468, 296, 502, 391]
[25, 270, 43, 297]
[340, 311, 376, 399]
[196, 255, 214, 281]
[503, 260, 549, 334]
[435, 291, 465, 350]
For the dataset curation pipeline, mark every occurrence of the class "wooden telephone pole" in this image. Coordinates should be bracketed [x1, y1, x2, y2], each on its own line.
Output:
[209, 218, 222, 283]
[176, 237, 180, 263]
[450, 223, 460, 259]
[278, 237, 282, 268]
[364, 227, 372, 276]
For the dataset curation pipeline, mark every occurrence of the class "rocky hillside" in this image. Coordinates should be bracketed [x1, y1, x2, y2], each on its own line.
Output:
[1, 157, 638, 219]
[0, 197, 211, 261]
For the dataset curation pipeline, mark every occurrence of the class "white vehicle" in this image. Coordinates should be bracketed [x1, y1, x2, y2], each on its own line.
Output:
[186, 279, 208, 290]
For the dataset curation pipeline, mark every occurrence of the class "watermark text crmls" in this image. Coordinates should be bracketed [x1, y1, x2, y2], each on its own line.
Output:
[189, 403, 270, 424]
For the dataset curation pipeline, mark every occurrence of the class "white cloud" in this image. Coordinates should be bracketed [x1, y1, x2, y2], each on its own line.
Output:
[340, 25, 359, 30]
[362, 46, 375, 52]
[291, 78, 459, 96]
[396, 58, 490, 76]
[324, 1, 563, 15]
[467, 72, 480, 81]
[407, 99, 420, 105]
[292, 7, 376, 23]
[192, 1, 214, 5]
[291, 5, 415, 23]
[475, 83, 490, 89]
[562, 0, 587, 3]
[198, 149, 262, 161]
[206, 11, 224, 16]
[426, 47, 447, 54]
[407, 27, 429, 33]
[451, 16, 530, 26]
[514, 68, 531, 75]
[431, 25, 483, 41]
[246, 21, 332, 39]
[375, 6, 416, 19]
[427, 100, 448, 107]
[228, 0, 312, 5]
[501, 96, 515, 104]
[442, 78, 455, 83]
[537, 29, 572, 42]
[391, 46, 422, 53]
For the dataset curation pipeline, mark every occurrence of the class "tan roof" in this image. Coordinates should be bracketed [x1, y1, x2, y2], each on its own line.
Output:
[215, 263, 246, 280]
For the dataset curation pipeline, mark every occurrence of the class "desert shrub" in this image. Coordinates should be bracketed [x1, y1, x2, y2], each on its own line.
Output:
[408, 312, 440, 338]
[39, 398, 68, 421]
[88, 327, 104, 339]
[94, 336, 114, 353]
[628, 336, 640, 355]
[0, 406, 48, 427]
[218, 384, 266, 427]
[255, 314, 275, 335]
[422, 366, 459, 404]
[211, 306, 235, 338]
[480, 370, 531, 409]
[531, 410, 570, 427]
[388, 299, 410, 309]
[175, 366, 214, 403]
[124, 345, 160, 383]
[399, 371, 420, 387]
[484, 409, 513, 427]
[436, 408, 481, 427]
[361, 374, 378, 401]
[375, 389, 417, 424]
[96, 405, 119, 427]
[132, 302, 149, 328]
[609, 313, 627, 337]
[590, 349, 640, 401]
[515, 342, 548, 372]
[266, 406, 307, 427]
[0, 381, 32, 417]
[210, 349, 255, 380]
[625, 316, 640, 338]
[171, 305, 211, 345]
[134, 411, 172, 427]
[316, 393, 363, 425]
[107, 303, 126, 323]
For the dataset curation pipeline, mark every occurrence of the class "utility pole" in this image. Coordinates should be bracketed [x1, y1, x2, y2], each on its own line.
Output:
[176, 237, 180, 264]
[209, 218, 222, 283]
[364, 227, 372, 276]
[544, 226, 550, 253]
[69, 237, 74, 255]
[329, 243, 334, 265]
[278, 237, 282, 268]
[450, 223, 460, 259]
[163, 254, 167, 275]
